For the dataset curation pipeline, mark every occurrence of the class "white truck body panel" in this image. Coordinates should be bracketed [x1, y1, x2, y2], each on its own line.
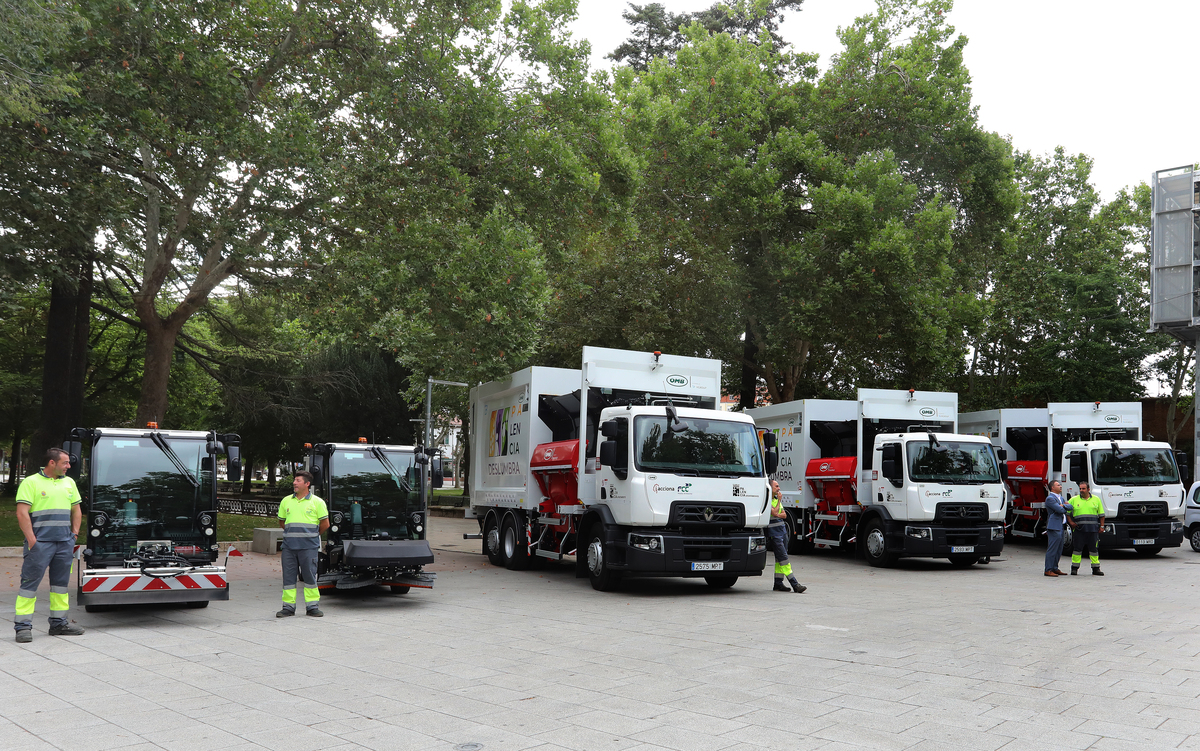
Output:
[744, 399, 854, 510]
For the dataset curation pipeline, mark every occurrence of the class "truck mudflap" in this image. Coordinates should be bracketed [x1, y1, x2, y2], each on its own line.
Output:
[342, 539, 435, 567]
[1101, 519, 1184, 550]
[884, 521, 1005, 558]
[613, 530, 768, 577]
[78, 565, 230, 606]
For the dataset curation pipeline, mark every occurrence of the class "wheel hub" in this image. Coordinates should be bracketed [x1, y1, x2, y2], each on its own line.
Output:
[503, 526, 516, 558]
[486, 527, 500, 557]
[587, 539, 604, 575]
[866, 529, 886, 558]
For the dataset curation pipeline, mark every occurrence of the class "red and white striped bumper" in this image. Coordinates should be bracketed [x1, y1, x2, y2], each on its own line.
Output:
[78, 566, 230, 606]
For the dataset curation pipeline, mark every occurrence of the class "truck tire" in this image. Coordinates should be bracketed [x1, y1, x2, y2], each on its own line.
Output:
[1190, 526, 1200, 552]
[586, 523, 622, 592]
[483, 513, 504, 567]
[1061, 526, 1073, 554]
[948, 555, 979, 568]
[862, 518, 897, 568]
[704, 575, 738, 588]
[502, 513, 530, 570]
[390, 585, 411, 595]
[1134, 545, 1162, 557]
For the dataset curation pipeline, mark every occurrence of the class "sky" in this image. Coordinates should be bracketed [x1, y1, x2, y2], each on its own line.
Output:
[569, 0, 1200, 202]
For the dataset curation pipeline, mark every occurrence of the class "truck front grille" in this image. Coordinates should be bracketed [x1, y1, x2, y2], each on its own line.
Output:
[934, 503, 988, 523]
[683, 540, 733, 561]
[671, 502, 744, 527]
[1117, 501, 1168, 518]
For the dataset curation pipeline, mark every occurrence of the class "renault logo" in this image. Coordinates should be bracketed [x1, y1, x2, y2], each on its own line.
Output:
[703, 507, 714, 522]
[1139, 504, 1148, 514]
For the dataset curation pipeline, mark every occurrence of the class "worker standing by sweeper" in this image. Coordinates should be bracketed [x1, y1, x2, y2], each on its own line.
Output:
[768, 480, 806, 593]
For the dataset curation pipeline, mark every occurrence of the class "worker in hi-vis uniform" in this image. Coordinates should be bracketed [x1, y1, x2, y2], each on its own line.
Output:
[767, 480, 806, 593]
[1067, 480, 1105, 576]
[14, 448, 85, 642]
[277, 470, 329, 617]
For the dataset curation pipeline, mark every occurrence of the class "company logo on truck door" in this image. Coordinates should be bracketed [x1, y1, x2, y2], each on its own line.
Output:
[925, 489, 954, 497]
[489, 406, 521, 458]
[665, 374, 689, 388]
[1104, 414, 1120, 423]
[919, 407, 936, 417]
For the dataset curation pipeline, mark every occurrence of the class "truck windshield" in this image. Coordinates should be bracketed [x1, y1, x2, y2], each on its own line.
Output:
[89, 436, 213, 558]
[331, 449, 421, 538]
[1091, 448, 1180, 485]
[633, 416, 764, 476]
[907, 441, 1000, 484]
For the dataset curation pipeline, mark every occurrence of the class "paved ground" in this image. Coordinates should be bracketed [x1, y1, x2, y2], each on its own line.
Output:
[1, 516, 1199, 751]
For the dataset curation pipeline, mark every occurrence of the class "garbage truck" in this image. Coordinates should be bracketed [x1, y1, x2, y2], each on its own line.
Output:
[466, 347, 775, 591]
[748, 389, 1006, 567]
[65, 424, 241, 610]
[305, 439, 438, 593]
[962, 402, 1187, 554]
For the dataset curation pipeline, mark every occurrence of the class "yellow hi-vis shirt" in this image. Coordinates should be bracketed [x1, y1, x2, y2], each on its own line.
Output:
[278, 493, 328, 550]
[15, 471, 81, 542]
[1068, 494, 1105, 532]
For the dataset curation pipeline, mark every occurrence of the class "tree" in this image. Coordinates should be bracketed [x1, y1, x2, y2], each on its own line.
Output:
[0, 0, 82, 119]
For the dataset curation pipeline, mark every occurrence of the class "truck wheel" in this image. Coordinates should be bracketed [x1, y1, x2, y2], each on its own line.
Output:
[502, 513, 530, 570]
[1061, 526, 1073, 554]
[390, 585, 411, 595]
[948, 555, 979, 568]
[1190, 526, 1200, 552]
[704, 575, 738, 588]
[1135, 545, 1162, 557]
[862, 518, 896, 568]
[483, 513, 504, 567]
[586, 523, 622, 592]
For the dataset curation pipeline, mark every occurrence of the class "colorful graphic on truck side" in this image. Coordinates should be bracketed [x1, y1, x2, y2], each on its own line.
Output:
[484, 394, 526, 488]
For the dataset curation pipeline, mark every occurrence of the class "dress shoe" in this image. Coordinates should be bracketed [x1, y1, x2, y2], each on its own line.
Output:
[1044, 571, 1059, 577]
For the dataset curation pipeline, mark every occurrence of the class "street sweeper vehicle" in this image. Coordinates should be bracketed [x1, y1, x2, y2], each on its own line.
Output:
[305, 440, 438, 593]
[748, 389, 1006, 567]
[65, 425, 241, 610]
[466, 346, 775, 591]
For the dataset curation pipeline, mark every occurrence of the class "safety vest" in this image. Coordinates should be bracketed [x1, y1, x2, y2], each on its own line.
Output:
[278, 493, 328, 550]
[770, 494, 787, 520]
[15, 471, 80, 542]
[1069, 494, 1105, 532]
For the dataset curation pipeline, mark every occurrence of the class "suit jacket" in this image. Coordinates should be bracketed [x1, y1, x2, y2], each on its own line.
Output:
[1044, 492, 1073, 531]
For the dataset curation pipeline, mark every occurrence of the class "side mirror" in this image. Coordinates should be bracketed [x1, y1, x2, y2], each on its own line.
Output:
[999, 462, 1009, 480]
[1068, 452, 1086, 483]
[881, 444, 900, 463]
[601, 420, 620, 439]
[762, 432, 777, 450]
[881, 458, 902, 482]
[599, 441, 618, 467]
[62, 440, 83, 467]
[997, 448, 1007, 461]
[431, 457, 444, 489]
[765, 450, 778, 475]
[1176, 451, 1191, 486]
[226, 445, 241, 482]
[414, 452, 430, 466]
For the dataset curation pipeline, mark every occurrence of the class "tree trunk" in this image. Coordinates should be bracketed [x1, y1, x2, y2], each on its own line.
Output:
[67, 255, 93, 429]
[134, 316, 184, 427]
[29, 272, 80, 465]
[739, 323, 758, 409]
[267, 460, 277, 487]
[241, 455, 254, 494]
[8, 432, 24, 493]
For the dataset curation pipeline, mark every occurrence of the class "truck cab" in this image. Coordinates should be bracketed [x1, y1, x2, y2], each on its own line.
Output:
[306, 441, 437, 592]
[862, 432, 1006, 566]
[68, 425, 240, 609]
[1059, 438, 1187, 554]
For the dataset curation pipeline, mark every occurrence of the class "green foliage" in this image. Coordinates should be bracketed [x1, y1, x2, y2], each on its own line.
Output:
[0, 0, 83, 120]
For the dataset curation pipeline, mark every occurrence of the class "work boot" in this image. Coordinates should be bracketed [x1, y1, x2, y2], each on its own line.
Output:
[276, 608, 295, 618]
[1069, 567, 1079, 575]
[15, 630, 31, 644]
[48, 623, 84, 636]
[789, 578, 807, 594]
[306, 608, 324, 617]
[1092, 568, 1104, 576]
[773, 580, 790, 592]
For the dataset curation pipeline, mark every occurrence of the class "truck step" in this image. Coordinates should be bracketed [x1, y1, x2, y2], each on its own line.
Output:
[463, 533, 483, 540]
[534, 549, 563, 560]
[836, 505, 862, 513]
[1013, 509, 1036, 517]
[815, 514, 842, 521]
[1011, 529, 1036, 538]
[537, 517, 563, 526]
[556, 505, 585, 515]
[814, 538, 843, 546]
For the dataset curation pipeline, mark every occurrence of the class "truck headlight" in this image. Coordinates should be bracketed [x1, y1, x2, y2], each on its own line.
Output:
[749, 536, 768, 554]
[905, 526, 931, 540]
[991, 526, 1003, 540]
[1103, 524, 1114, 534]
[1172, 520, 1184, 533]
[629, 533, 664, 552]
[330, 525, 339, 533]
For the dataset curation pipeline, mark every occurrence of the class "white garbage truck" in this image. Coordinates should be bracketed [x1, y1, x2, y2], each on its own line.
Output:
[466, 347, 774, 591]
[962, 402, 1187, 554]
[748, 389, 1006, 567]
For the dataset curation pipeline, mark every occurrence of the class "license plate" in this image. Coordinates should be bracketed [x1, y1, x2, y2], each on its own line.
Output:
[1133, 538, 1155, 546]
[691, 562, 724, 571]
[950, 546, 974, 553]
